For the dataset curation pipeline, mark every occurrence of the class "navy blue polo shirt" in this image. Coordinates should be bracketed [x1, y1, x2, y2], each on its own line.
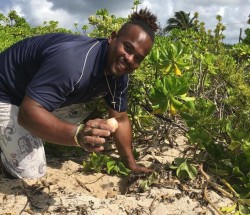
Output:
[0, 33, 129, 112]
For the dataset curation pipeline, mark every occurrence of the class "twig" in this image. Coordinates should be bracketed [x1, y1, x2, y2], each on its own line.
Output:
[199, 164, 234, 199]
[220, 179, 239, 198]
[148, 196, 158, 213]
[155, 114, 188, 132]
[199, 163, 232, 215]
[19, 179, 43, 213]
[139, 103, 188, 132]
[203, 181, 224, 215]
[18, 191, 29, 215]
[75, 177, 91, 192]
[82, 175, 105, 184]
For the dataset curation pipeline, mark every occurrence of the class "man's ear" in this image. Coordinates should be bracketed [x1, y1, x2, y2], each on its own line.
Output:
[108, 31, 117, 43]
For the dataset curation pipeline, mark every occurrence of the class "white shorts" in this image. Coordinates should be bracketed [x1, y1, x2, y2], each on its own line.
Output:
[0, 102, 91, 179]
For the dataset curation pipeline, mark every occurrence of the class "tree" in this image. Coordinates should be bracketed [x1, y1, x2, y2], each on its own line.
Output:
[0, 10, 71, 52]
[163, 11, 197, 33]
[242, 14, 250, 44]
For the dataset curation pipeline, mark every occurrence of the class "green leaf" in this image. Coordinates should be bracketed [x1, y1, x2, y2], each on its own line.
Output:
[220, 204, 237, 213]
[186, 163, 198, 180]
[242, 141, 250, 155]
[232, 166, 245, 177]
[184, 100, 195, 110]
[171, 158, 197, 180]
[107, 160, 116, 174]
[208, 167, 230, 177]
[205, 103, 216, 117]
[163, 76, 173, 91]
[171, 97, 183, 109]
[133, 148, 140, 160]
[228, 141, 241, 151]
[180, 112, 197, 127]
[238, 199, 250, 207]
[151, 48, 159, 63]
[239, 203, 250, 215]
[179, 96, 195, 102]
[117, 162, 131, 175]
[174, 82, 189, 95]
[174, 157, 186, 166]
[82, 153, 130, 176]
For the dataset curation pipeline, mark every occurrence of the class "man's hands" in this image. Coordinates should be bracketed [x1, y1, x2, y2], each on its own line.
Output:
[77, 116, 152, 174]
[122, 156, 153, 174]
[128, 163, 153, 174]
[77, 118, 116, 152]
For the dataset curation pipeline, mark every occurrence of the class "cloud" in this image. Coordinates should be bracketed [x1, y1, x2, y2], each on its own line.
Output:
[167, 0, 249, 43]
[141, 0, 174, 28]
[1, 0, 249, 44]
[48, 0, 134, 16]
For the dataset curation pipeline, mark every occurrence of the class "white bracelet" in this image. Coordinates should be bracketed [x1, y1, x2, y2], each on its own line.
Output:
[73, 124, 84, 147]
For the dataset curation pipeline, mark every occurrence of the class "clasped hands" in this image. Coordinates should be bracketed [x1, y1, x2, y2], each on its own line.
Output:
[76, 118, 116, 152]
[75, 118, 153, 174]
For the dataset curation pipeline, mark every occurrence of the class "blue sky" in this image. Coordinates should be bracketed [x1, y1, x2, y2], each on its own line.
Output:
[1, 0, 250, 44]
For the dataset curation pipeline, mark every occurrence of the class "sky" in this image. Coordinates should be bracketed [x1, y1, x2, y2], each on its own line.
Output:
[1, 0, 250, 44]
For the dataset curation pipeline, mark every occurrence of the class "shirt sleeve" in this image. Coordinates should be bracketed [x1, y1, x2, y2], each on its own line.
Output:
[26, 42, 85, 112]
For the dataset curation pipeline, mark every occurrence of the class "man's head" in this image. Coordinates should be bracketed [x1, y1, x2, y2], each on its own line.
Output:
[105, 8, 158, 76]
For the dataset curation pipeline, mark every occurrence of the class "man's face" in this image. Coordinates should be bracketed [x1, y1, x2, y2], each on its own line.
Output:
[106, 24, 153, 76]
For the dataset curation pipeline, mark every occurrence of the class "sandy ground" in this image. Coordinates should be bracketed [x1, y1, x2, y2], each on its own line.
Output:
[0, 136, 232, 215]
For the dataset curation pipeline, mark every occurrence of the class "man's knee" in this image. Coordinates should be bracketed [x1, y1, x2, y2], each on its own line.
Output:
[17, 161, 47, 179]
[0, 151, 47, 179]
[0, 155, 16, 179]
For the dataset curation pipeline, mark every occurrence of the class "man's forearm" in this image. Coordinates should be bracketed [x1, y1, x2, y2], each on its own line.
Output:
[108, 109, 136, 165]
[18, 96, 77, 146]
[113, 117, 134, 160]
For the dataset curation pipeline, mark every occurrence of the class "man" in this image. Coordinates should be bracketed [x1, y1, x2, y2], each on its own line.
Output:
[0, 9, 158, 179]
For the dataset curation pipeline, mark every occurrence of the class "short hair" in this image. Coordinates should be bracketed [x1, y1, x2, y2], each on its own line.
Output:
[118, 8, 159, 42]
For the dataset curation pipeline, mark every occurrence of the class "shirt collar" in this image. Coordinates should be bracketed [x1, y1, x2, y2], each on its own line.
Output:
[93, 39, 109, 78]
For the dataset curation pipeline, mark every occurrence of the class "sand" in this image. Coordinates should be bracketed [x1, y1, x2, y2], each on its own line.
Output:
[0, 136, 232, 215]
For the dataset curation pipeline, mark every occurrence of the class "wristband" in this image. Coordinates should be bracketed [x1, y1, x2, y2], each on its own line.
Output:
[73, 124, 84, 147]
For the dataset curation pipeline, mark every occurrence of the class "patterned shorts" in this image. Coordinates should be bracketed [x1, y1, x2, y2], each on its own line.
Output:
[0, 102, 91, 179]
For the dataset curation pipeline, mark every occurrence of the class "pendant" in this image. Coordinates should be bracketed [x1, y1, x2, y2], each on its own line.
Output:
[111, 101, 116, 108]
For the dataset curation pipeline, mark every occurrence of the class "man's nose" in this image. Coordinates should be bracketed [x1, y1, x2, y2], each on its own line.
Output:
[125, 54, 134, 65]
